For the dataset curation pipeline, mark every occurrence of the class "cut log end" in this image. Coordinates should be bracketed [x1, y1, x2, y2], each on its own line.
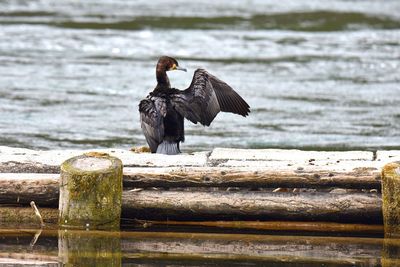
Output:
[59, 154, 123, 230]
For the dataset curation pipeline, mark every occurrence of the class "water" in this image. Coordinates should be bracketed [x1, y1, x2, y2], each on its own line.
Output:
[0, 0, 400, 152]
[0, 227, 395, 266]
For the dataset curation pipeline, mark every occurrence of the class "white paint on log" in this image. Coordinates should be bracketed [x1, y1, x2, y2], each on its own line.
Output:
[209, 148, 374, 162]
[0, 146, 208, 168]
[0, 173, 58, 180]
[218, 159, 382, 172]
[376, 150, 400, 164]
[0, 146, 394, 173]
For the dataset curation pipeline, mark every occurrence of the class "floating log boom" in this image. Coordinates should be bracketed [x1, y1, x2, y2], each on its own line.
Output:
[0, 146, 399, 223]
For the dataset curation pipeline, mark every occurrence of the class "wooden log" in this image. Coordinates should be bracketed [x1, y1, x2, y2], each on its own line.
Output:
[0, 254, 59, 266]
[0, 173, 59, 206]
[0, 207, 58, 225]
[0, 146, 208, 172]
[0, 146, 390, 190]
[0, 166, 380, 208]
[0, 186, 382, 224]
[59, 153, 123, 229]
[209, 148, 374, 161]
[382, 161, 400, 237]
[0, 205, 383, 234]
[123, 166, 381, 189]
[131, 219, 383, 234]
[0, 146, 387, 174]
[122, 190, 382, 222]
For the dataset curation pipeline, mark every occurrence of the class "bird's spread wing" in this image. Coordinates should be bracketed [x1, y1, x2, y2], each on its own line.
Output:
[171, 69, 250, 126]
[139, 97, 166, 153]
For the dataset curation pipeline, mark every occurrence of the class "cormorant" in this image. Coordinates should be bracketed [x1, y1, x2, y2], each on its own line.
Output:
[139, 56, 250, 154]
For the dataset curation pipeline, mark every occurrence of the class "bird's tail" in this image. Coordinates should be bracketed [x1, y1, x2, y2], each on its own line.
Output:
[156, 141, 181, 155]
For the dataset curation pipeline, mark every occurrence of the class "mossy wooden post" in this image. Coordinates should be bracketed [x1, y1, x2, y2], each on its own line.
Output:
[59, 152, 123, 229]
[382, 161, 400, 237]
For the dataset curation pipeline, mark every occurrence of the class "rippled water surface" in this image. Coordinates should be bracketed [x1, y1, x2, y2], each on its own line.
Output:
[0, 0, 399, 151]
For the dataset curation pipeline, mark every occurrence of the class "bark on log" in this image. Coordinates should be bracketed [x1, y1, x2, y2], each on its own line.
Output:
[0, 173, 59, 206]
[0, 207, 58, 225]
[0, 205, 383, 234]
[0, 186, 382, 224]
[122, 190, 382, 223]
[0, 166, 380, 209]
[123, 166, 381, 189]
[59, 153, 123, 229]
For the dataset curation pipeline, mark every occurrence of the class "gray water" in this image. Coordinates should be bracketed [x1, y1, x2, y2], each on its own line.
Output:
[0, 0, 400, 152]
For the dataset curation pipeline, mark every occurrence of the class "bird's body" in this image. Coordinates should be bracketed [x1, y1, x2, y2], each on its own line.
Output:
[139, 56, 250, 154]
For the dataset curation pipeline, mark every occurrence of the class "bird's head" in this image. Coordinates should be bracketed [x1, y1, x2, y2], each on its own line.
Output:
[157, 56, 187, 72]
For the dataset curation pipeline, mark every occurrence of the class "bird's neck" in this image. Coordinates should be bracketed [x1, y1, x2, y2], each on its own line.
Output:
[156, 67, 170, 88]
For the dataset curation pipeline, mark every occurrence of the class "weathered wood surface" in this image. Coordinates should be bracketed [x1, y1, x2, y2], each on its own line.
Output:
[0, 206, 383, 234]
[0, 146, 396, 223]
[59, 154, 123, 229]
[1, 146, 395, 174]
[123, 166, 381, 189]
[1, 146, 396, 189]
[0, 207, 58, 224]
[0, 174, 384, 223]
[0, 146, 208, 172]
[0, 167, 381, 203]
[0, 188, 382, 223]
[0, 173, 59, 206]
[122, 190, 382, 222]
[382, 161, 400, 237]
[133, 219, 384, 234]
[0, 255, 59, 266]
[209, 148, 374, 161]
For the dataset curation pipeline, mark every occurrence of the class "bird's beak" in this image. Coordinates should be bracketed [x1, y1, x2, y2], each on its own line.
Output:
[175, 66, 187, 72]
[172, 64, 187, 72]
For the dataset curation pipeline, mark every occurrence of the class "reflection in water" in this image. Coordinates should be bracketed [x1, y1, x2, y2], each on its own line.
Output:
[58, 230, 121, 267]
[382, 238, 400, 267]
[3, 228, 400, 266]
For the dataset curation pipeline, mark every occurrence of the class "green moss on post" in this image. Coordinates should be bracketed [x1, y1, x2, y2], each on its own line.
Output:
[382, 161, 400, 237]
[59, 153, 123, 229]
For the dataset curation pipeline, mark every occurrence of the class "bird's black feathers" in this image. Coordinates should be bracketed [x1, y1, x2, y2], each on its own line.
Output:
[139, 98, 165, 153]
[171, 69, 250, 126]
[139, 58, 250, 154]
